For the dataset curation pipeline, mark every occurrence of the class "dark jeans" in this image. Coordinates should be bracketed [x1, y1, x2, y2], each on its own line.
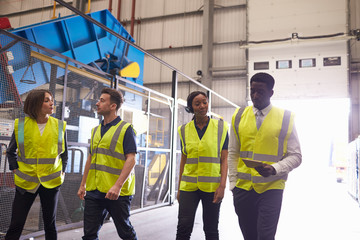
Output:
[82, 195, 137, 240]
[232, 187, 283, 240]
[5, 185, 60, 240]
[176, 190, 221, 240]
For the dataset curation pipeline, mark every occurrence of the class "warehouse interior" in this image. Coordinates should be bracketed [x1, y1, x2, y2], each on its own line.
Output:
[0, 0, 360, 239]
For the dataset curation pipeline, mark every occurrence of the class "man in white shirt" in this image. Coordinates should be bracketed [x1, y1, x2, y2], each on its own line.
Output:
[228, 72, 302, 240]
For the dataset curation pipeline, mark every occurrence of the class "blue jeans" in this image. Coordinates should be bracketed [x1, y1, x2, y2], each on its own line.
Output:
[176, 190, 221, 240]
[82, 195, 137, 240]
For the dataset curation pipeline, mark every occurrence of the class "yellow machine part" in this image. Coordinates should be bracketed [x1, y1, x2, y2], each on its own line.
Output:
[148, 154, 166, 186]
[119, 62, 140, 78]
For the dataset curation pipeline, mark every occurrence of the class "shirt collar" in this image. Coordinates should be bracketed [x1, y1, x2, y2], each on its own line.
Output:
[193, 116, 210, 130]
[101, 116, 121, 127]
[253, 103, 272, 116]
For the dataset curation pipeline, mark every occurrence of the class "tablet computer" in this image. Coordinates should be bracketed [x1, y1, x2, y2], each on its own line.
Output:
[242, 159, 263, 168]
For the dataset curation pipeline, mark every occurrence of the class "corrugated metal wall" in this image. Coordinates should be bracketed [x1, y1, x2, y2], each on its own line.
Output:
[126, 0, 248, 112]
[2, 0, 360, 137]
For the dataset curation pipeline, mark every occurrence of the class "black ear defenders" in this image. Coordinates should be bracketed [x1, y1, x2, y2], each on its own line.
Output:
[185, 106, 193, 113]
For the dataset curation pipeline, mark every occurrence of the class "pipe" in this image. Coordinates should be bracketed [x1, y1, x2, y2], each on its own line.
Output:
[52, 1, 57, 19]
[85, 0, 91, 13]
[117, 0, 121, 21]
[108, 0, 113, 12]
[130, 0, 136, 36]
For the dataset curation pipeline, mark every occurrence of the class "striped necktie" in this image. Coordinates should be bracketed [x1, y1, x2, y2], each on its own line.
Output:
[256, 110, 263, 129]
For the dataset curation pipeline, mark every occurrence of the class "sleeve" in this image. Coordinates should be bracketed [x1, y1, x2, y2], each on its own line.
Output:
[272, 124, 302, 176]
[178, 125, 186, 155]
[222, 132, 229, 150]
[60, 131, 68, 171]
[228, 123, 240, 190]
[6, 131, 19, 170]
[123, 126, 137, 155]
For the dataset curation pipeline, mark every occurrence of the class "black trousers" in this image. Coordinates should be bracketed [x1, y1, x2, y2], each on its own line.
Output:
[176, 190, 221, 240]
[5, 185, 60, 240]
[232, 187, 283, 240]
[82, 195, 137, 240]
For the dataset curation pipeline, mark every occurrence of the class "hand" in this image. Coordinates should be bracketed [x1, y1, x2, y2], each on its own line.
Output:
[77, 185, 86, 200]
[177, 190, 180, 202]
[105, 185, 121, 200]
[255, 163, 276, 177]
[213, 185, 225, 204]
[12, 169, 17, 174]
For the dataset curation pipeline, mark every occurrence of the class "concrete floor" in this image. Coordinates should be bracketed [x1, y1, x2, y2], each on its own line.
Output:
[25, 167, 360, 240]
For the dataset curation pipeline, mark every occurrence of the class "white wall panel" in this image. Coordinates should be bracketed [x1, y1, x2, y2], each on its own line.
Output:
[137, 15, 202, 49]
[215, 0, 246, 7]
[163, 0, 187, 15]
[118, 0, 245, 20]
[117, 0, 166, 20]
[249, 40, 348, 99]
[214, 7, 246, 43]
[0, 0, 21, 15]
[212, 78, 247, 106]
[183, 15, 202, 46]
[4, 2, 77, 29]
[1, 0, 54, 15]
[163, 15, 202, 48]
[90, 0, 109, 12]
[138, 20, 165, 49]
[213, 44, 245, 68]
[120, 0, 201, 19]
[143, 48, 201, 85]
[248, 0, 347, 41]
[184, 0, 204, 12]
[162, 16, 187, 48]
[143, 55, 163, 84]
[181, 49, 202, 80]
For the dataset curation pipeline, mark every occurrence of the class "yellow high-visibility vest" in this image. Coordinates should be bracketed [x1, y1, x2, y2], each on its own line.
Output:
[178, 118, 228, 193]
[86, 120, 135, 196]
[14, 116, 66, 190]
[231, 106, 294, 193]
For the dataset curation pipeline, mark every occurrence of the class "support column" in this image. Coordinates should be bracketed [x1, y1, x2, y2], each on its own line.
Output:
[201, 0, 214, 89]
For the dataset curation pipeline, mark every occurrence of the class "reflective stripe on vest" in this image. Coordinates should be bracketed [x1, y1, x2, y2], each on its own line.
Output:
[233, 107, 246, 143]
[179, 119, 225, 188]
[15, 170, 39, 183]
[91, 120, 127, 169]
[90, 164, 122, 175]
[236, 172, 287, 183]
[233, 107, 292, 193]
[234, 108, 291, 163]
[18, 118, 64, 164]
[15, 117, 65, 189]
[180, 120, 224, 164]
[181, 175, 222, 183]
[87, 120, 135, 196]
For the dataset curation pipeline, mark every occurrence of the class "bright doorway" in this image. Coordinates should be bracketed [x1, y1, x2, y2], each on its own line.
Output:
[273, 98, 360, 240]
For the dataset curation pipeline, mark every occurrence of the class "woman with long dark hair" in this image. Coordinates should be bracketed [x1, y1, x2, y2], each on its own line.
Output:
[176, 91, 229, 240]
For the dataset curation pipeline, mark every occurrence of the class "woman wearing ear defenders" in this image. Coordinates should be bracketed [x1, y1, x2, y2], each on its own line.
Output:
[176, 91, 229, 240]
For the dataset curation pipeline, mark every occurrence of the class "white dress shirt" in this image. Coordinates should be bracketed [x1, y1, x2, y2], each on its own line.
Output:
[228, 104, 302, 190]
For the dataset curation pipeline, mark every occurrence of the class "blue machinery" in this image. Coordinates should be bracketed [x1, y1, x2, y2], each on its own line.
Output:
[0, 9, 144, 105]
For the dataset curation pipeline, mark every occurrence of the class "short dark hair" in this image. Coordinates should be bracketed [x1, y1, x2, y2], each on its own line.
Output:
[250, 72, 275, 90]
[186, 91, 207, 113]
[101, 88, 124, 111]
[23, 89, 53, 119]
